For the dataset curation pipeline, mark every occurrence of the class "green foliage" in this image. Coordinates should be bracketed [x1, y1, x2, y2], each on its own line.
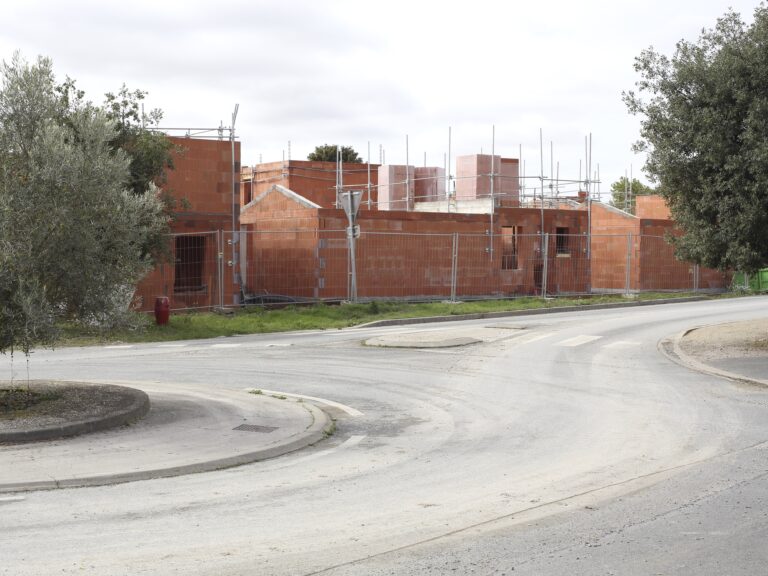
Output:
[624, 6, 768, 272]
[307, 144, 363, 163]
[609, 177, 655, 214]
[104, 85, 176, 196]
[0, 54, 169, 355]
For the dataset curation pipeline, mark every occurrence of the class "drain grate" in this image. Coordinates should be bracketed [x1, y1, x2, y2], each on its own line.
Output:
[233, 424, 278, 433]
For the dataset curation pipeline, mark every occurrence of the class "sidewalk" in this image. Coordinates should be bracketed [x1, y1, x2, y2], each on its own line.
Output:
[0, 382, 330, 493]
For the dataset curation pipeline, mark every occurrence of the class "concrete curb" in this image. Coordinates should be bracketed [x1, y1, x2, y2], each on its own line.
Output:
[357, 296, 712, 329]
[659, 328, 768, 388]
[364, 336, 481, 349]
[0, 402, 332, 493]
[0, 383, 150, 444]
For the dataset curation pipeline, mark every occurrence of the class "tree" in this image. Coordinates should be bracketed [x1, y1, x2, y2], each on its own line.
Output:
[0, 54, 168, 355]
[624, 6, 768, 272]
[609, 176, 655, 214]
[307, 144, 363, 163]
[103, 85, 176, 196]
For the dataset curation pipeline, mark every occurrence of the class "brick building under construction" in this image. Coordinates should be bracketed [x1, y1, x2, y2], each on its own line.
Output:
[133, 138, 729, 311]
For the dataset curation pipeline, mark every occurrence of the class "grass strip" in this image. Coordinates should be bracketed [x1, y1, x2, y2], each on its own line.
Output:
[55, 292, 724, 347]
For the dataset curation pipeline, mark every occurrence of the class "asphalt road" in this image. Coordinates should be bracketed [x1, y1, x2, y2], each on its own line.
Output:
[1, 297, 767, 575]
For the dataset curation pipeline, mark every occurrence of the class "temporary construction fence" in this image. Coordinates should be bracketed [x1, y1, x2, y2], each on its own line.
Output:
[133, 230, 730, 311]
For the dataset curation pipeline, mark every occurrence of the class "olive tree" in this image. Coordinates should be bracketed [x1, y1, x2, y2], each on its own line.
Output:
[625, 7, 768, 272]
[0, 54, 168, 355]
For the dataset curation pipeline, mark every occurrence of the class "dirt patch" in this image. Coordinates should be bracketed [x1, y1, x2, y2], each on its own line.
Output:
[679, 318, 768, 362]
[0, 387, 61, 412]
[0, 381, 150, 443]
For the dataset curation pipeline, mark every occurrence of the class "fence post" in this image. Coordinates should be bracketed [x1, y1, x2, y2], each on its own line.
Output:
[217, 230, 224, 309]
[541, 233, 549, 298]
[624, 232, 633, 295]
[450, 233, 458, 302]
[694, 263, 700, 292]
[347, 228, 358, 303]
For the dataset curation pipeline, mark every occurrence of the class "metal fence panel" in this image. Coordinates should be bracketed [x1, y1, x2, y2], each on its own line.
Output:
[136, 230, 730, 312]
[134, 230, 221, 311]
[356, 232, 455, 300]
[238, 229, 347, 303]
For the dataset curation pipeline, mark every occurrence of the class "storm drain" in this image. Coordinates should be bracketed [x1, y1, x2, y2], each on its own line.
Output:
[233, 424, 278, 433]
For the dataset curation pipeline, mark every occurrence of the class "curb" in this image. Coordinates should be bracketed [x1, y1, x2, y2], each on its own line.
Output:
[0, 401, 332, 493]
[356, 296, 711, 329]
[658, 328, 768, 388]
[364, 336, 482, 349]
[0, 383, 150, 444]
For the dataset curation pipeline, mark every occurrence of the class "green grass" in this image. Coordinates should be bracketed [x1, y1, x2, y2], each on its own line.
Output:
[54, 292, 720, 347]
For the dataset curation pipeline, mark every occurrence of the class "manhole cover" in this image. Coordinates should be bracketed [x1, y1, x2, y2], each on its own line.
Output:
[233, 424, 278, 433]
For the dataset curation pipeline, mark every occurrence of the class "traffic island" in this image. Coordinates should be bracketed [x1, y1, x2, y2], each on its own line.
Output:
[0, 381, 150, 444]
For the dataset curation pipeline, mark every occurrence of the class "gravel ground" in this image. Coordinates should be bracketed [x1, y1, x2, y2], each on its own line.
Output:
[0, 381, 146, 436]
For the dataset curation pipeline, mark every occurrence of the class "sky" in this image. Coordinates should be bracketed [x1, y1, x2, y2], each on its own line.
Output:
[1, 0, 763, 197]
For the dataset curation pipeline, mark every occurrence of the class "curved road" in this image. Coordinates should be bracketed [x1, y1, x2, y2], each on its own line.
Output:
[2, 297, 767, 575]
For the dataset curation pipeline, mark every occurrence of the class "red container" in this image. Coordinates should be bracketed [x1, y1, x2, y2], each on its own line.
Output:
[154, 296, 170, 325]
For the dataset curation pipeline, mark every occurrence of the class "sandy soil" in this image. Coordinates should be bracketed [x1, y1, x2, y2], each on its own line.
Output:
[679, 318, 768, 362]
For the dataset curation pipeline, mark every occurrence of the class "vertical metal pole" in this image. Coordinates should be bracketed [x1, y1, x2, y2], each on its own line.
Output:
[217, 229, 224, 309]
[519, 143, 523, 202]
[405, 134, 410, 210]
[348, 227, 357, 302]
[451, 232, 458, 302]
[587, 194, 592, 259]
[230, 104, 239, 305]
[539, 128, 545, 233]
[550, 140, 554, 198]
[443, 152, 447, 205]
[625, 232, 633, 295]
[588, 133, 593, 199]
[541, 233, 549, 298]
[694, 264, 700, 292]
[489, 125, 495, 259]
[597, 163, 601, 198]
[448, 126, 453, 208]
[367, 141, 372, 209]
[623, 169, 629, 211]
[239, 226, 247, 297]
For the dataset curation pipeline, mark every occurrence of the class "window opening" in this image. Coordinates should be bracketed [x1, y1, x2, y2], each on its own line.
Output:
[555, 227, 569, 255]
[174, 235, 206, 292]
[501, 226, 520, 269]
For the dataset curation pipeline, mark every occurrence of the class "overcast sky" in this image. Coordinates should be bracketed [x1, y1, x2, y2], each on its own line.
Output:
[1, 1, 763, 196]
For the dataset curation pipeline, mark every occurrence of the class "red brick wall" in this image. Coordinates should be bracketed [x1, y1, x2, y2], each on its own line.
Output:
[589, 202, 640, 291]
[244, 160, 379, 210]
[134, 137, 241, 311]
[636, 195, 671, 220]
[238, 187, 321, 298]
[589, 202, 728, 291]
[314, 207, 589, 299]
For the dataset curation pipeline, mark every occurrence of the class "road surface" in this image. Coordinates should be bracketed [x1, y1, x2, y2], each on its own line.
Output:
[1, 297, 767, 575]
